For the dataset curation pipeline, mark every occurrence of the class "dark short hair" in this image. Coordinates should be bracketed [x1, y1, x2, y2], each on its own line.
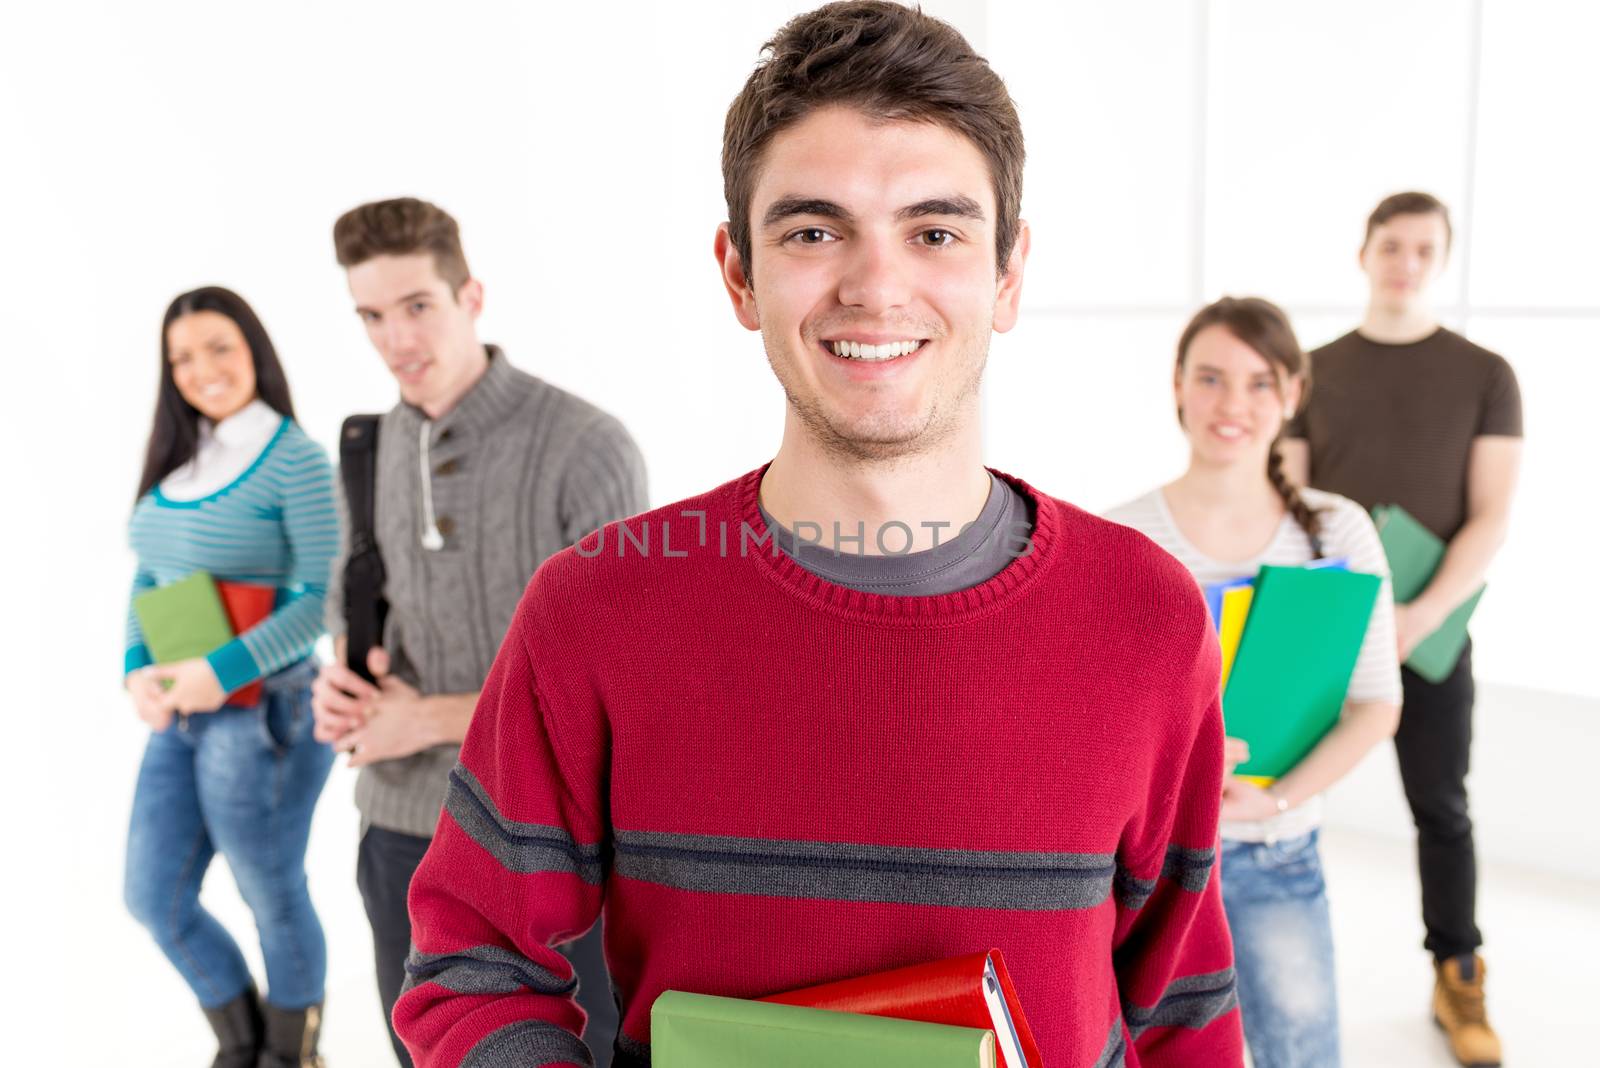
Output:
[722, 1, 1024, 277]
[332, 197, 472, 292]
[1364, 191, 1452, 251]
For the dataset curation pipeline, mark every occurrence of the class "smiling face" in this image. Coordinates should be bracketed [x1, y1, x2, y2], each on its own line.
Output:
[166, 310, 258, 422]
[1360, 210, 1450, 316]
[346, 252, 484, 413]
[1175, 324, 1303, 469]
[715, 106, 1027, 463]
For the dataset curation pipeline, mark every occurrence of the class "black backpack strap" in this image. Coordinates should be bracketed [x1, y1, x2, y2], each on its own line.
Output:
[339, 414, 388, 683]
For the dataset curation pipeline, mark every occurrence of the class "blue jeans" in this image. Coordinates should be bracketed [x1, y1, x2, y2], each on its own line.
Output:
[1221, 830, 1340, 1068]
[124, 661, 334, 1010]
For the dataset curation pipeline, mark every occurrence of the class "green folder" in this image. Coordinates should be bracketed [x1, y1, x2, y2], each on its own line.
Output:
[1372, 504, 1484, 683]
[132, 571, 235, 664]
[651, 990, 996, 1068]
[1224, 565, 1381, 780]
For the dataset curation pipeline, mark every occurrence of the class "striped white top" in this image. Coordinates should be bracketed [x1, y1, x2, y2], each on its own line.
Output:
[1105, 486, 1401, 842]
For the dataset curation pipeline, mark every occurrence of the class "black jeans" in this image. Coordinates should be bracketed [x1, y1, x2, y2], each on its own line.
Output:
[357, 826, 619, 1066]
[1394, 642, 1483, 962]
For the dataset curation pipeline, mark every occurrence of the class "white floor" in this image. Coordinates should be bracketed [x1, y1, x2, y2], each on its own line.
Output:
[19, 753, 1597, 1066]
[1318, 827, 1593, 1067]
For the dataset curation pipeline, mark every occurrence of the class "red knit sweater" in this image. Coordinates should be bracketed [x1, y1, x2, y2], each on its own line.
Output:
[396, 468, 1243, 1067]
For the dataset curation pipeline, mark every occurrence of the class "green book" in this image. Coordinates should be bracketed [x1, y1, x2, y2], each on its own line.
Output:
[1224, 565, 1382, 780]
[651, 990, 996, 1068]
[1372, 503, 1484, 683]
[132, 571, 235, 664]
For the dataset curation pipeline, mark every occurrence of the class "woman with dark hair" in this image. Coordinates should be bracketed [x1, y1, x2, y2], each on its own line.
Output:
[1106, 297, 1402, 1068]
[122, 286, 339, 1068]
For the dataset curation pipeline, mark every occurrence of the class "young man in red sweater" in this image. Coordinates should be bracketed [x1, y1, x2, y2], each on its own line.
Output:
[395, 4, 1243, 1065]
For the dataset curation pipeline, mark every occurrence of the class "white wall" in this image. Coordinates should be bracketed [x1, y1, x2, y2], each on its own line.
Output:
[1326, 681, 1600, 883]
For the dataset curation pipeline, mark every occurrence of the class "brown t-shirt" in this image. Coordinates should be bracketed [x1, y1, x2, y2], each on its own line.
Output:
[1287, 327, 1522, 541]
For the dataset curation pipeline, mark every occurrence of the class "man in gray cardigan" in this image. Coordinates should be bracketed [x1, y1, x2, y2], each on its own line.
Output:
[311, 197, 646, 1067]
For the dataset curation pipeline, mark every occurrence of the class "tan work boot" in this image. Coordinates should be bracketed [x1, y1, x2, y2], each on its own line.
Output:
[1433, 954, 1502, 1067]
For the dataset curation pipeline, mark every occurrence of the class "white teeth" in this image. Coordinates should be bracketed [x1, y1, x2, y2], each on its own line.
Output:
[829, 339, 922, 361]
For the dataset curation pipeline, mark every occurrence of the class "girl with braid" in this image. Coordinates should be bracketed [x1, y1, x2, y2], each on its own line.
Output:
[1106, 296, 1402, 1068]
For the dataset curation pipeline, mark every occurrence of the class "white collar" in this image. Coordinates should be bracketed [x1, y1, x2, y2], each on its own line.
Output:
[206, 398, 281, 449]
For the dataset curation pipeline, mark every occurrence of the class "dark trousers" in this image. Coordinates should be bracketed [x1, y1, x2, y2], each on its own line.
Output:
[1394, 642, 1483, 962]
[357, 826, 619, 1066]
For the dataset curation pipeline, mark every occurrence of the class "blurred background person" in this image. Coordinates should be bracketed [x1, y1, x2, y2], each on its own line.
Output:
[1109, 296, 1402, 1068]
[311, 198, 646, 1066]
[123, 286, 341, 1066]
[1282, 192, 1523, 1067]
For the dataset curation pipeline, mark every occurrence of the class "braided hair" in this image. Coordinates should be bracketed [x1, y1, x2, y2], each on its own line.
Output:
[1175, 296, 1325, 557]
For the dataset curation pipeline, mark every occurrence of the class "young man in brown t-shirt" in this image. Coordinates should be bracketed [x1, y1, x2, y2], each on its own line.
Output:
[1283, 192, 1521, 1068]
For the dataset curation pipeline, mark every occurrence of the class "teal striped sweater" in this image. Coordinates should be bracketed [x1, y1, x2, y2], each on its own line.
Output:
[124, 418, 341, 693]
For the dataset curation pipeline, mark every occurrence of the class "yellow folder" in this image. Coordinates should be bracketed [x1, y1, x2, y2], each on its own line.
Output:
[1217, 585, 1254, 688]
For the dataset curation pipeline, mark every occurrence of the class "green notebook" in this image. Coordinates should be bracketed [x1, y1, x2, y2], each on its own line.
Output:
[132, 571, 235, 664]
[1372, 503, 1484, 683]
[651, 990, 996, 1068]
[1224, 565, 1381, 780]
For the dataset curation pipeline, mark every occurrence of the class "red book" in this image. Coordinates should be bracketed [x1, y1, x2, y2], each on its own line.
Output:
[762, 950, 1042, 1068]
[216, 581, 275, 707]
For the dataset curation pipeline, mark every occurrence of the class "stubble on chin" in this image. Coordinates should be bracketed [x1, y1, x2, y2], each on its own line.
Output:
[761, 327, 988, 466]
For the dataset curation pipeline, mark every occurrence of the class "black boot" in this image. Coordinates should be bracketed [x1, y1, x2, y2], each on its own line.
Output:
[258, 1000, 325, 1068]
[202, 987, 264, 1068]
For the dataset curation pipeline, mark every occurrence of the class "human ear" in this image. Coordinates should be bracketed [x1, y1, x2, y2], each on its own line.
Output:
[992, 220, 1031, 334]
[714, 223, 761, 332]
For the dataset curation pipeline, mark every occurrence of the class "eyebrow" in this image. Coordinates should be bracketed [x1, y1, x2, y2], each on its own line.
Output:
[760, 193, 987, 228]
[169, 331, 228, 352]
[1192, 363, 1276, 378]
[762, 196, 852, 227]
[896, 195, 985, 222]
[355, 290, 435, 314]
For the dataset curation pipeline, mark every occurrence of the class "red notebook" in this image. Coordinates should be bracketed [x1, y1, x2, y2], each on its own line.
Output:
[762, 950, 1041, 1068]
[216, 581, 275, 707]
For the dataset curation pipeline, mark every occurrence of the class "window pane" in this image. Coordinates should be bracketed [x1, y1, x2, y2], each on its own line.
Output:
[1204, 0, 1473, 307]
[1467, 0, 1600, 308]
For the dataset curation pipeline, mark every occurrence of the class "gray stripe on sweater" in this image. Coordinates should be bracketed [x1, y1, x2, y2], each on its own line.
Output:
[402, 944, 575, 997]
[1114, 845, 1215, 910]
[1093, 1016, 1128, 1068]
[1124, 967, 1239, 1037]
[1113, 868, 1158, 911]
[613, 829, 1118, 911]
[1160, 844, 1216, 894]
[461, 1021, 594, 1068]
[445, 766, 606, 882]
